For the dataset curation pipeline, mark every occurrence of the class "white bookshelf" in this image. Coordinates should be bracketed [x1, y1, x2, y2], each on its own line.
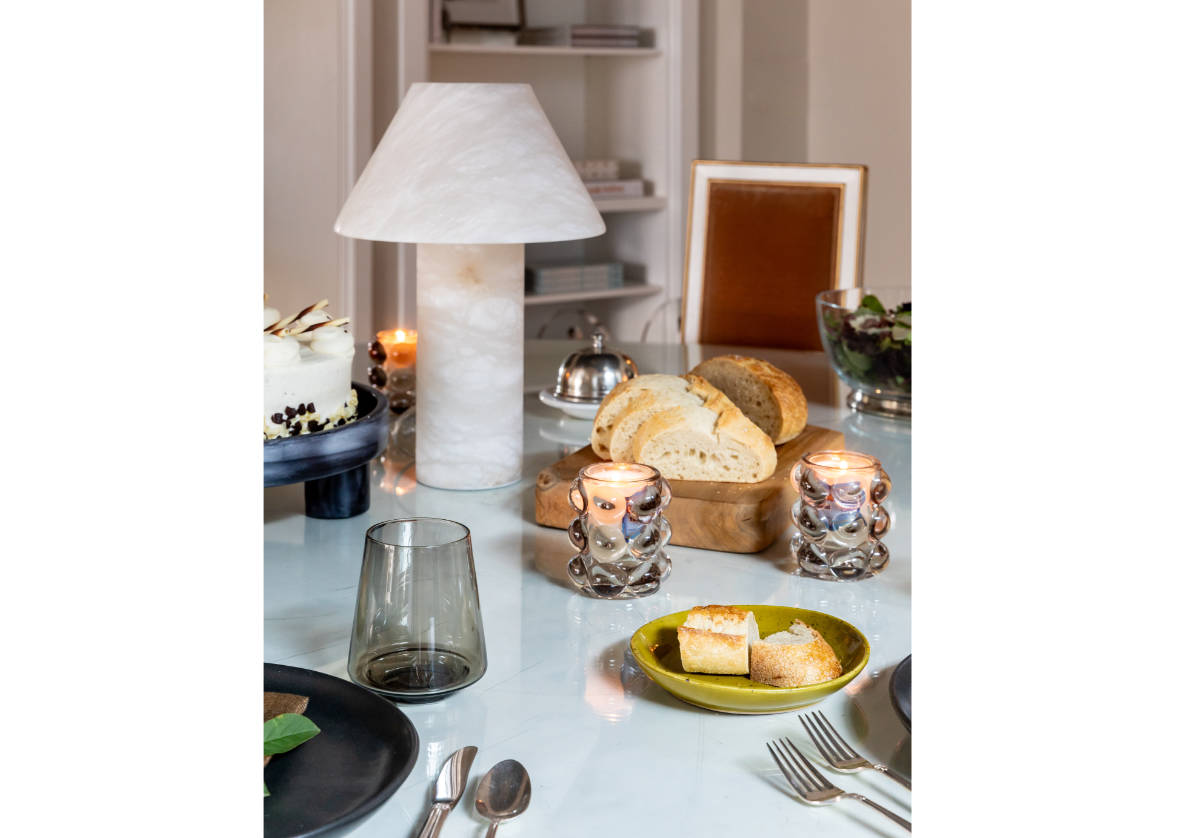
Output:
[429, 43, 661, 58]
[396, 0, 699, 343]
[524, 284, 660, 307]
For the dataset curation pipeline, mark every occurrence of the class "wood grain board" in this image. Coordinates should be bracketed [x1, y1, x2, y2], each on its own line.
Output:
[534, 424, 845, 553]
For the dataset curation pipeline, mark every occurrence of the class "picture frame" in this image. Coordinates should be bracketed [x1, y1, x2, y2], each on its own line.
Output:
[681, 160, 867, 350]
[441, 0, 525, 30]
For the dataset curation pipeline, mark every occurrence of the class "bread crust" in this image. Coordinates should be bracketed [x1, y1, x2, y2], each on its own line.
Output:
[689, 355, 808, 444]
[677, 606, 759, 675]
[749, 620, 842, 687]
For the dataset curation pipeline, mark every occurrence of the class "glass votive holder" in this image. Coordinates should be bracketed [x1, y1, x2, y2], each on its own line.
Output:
[790, 450, 891, 581]
[368, 329, 418, 414]
[566, 462, 672, 599]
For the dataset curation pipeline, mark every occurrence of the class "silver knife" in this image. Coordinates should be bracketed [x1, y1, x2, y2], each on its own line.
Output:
[416, 745, 478, 838]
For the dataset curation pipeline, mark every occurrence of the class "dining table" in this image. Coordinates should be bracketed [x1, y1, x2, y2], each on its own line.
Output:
[264, 339, 912, 837]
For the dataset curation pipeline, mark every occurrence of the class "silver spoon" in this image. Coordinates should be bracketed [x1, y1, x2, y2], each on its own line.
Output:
[474, 759, 531, 837]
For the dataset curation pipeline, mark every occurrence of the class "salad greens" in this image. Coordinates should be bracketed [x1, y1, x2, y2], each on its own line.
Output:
[264, 712, 321, 797]
[821, 294, 912, 393]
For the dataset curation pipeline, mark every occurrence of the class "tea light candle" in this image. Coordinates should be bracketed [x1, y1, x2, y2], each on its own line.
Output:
[580, 462, 657, 526]
[790, 449, 891, 581]
[368, 329, 419, 414]
[376, 328, 418, 367]
[566, 462, 672, 599]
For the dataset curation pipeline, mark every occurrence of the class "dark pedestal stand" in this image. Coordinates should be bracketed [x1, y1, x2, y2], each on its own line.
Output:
[264, 383, 389, 519]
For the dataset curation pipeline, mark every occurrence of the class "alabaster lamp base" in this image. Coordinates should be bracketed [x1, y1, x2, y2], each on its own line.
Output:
[415, 242, 524, 490]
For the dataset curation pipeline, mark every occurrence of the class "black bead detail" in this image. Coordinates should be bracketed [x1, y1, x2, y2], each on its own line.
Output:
[284, 406, 296, 419]
[271, 413, 284, 424]
[368, 340, 387, 363]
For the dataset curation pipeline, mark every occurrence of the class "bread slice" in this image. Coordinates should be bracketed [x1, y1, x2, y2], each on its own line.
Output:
[689, 355, 808, 444]
[630, 375, 776, 483]
[607, 388, 702, 462]
[677, 605, 760, 675]
[749, 620, 842, 688]
[591, 374, 691, 459]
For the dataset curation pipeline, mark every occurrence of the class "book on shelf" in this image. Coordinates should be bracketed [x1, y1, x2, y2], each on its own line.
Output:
[518, 25, 645, 48]
[573, 159, 620, 182]
[446, 28, 519, 46]
[526, 262, 632, 295]
[586, 179, 646, 199]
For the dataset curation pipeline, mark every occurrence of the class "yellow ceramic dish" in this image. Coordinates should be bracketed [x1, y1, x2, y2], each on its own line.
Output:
[629, 605, 870, 714]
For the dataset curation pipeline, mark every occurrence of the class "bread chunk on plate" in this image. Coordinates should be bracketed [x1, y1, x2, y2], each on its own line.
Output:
[749, 620, 842, 687]
[677, 605, 760, 674]
[689, 355, 808, 444]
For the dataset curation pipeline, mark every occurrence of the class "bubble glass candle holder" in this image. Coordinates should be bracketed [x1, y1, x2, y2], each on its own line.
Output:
[567, 463, 672, 599]
[790, 450, 891, 581]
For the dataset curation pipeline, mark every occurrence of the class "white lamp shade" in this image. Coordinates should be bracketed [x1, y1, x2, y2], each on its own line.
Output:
[334, 83, 605, 244]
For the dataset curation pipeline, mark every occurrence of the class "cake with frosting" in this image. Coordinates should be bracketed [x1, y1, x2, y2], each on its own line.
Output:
[264, 298, 358, 439]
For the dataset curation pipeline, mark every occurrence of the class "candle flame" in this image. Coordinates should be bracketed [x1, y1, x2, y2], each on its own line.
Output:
[388, 329, 416, 343]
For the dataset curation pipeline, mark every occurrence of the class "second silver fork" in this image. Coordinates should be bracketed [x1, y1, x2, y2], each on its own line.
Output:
[799, 710, 911, 790]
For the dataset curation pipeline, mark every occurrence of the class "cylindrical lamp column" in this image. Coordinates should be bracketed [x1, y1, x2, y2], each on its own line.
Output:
[416, 243, 524, 489]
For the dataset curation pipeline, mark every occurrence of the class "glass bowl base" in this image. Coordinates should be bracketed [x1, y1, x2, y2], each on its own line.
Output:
[847, 389, 911, 419]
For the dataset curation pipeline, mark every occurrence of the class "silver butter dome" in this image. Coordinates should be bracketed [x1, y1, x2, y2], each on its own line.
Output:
[553, 331, 638, 403]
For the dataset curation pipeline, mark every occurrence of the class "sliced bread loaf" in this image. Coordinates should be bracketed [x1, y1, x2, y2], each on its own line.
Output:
[630, 376, 776, 483]
[591, 374, 690, 459]
[606, 388, 702, 462]
[688, 355, 808, 444]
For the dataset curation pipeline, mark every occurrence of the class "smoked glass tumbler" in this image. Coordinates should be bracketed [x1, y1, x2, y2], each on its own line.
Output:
[566, 462, 672, 599]
[789, 451, 892, 581]
[348, 518, 487, 702]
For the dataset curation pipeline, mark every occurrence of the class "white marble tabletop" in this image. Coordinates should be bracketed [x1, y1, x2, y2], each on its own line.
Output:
[265, 340, 912, 837]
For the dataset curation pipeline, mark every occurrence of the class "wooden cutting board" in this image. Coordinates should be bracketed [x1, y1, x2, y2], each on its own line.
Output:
[534, 424, 844, 554]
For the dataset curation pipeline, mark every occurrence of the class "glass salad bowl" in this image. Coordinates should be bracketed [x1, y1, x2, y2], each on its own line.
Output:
[816, 287, 911, 419]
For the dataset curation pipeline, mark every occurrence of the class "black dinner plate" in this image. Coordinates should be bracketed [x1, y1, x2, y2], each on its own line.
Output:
[264, 663, 419, 838]
[889, 655, 911, 731]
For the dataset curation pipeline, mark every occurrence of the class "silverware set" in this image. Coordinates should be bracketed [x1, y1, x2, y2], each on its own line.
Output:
[418, 746, 531, 838]
[767, 710, 912, 832]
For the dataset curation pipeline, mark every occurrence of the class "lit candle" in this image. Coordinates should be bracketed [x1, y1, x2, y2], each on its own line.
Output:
[580, 463, 657, 527]
[369, 329, 419, 413]
[566, 461, 673, 598]
[790, 449, 891, 580]
[376, 328, 418, 368]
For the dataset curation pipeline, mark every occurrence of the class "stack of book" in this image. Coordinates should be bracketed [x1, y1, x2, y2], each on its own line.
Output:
[519, 24, 643, 48]
[572, 158, 647, 200]
[526, 262, 628, 295]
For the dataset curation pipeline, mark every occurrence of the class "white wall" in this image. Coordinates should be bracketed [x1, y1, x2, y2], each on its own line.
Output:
[699, 0, 911, 287]
[264, 0, 342, 318]
[807, 0, 911, 287]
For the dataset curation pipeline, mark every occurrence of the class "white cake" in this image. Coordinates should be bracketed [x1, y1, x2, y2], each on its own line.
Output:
[264, 300, 358, 439]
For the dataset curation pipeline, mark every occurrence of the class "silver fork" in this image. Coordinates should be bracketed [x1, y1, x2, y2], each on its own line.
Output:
[767, 737, 911, 832]
[800, 710, 912, 790]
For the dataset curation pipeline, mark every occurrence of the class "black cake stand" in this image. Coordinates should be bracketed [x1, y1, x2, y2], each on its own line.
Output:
[264, 382, 389, 519]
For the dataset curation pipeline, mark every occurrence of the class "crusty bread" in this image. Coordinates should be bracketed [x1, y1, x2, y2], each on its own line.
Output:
[677, 605, 760, 675]
[591, 374, 690, 459]
[630, 375, 776, 483]
[607, 388, 702, 462]
[689, 355, 808, 444]
[749, 620, 842, 688]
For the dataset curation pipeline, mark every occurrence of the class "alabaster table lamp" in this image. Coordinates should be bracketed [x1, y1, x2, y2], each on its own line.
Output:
[335, 83, 604, 490]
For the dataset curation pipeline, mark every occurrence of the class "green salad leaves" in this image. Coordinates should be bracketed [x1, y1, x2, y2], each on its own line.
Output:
[264, 713, 321, 797]
[821, 295, 912, 393]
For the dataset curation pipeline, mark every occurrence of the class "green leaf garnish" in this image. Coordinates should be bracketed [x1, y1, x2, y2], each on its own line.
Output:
[860, 294, 886, 314]
[264, 713, 321, 756]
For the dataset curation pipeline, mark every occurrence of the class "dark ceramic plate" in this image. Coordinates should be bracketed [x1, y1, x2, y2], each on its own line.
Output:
[264, 383, 389, 487]
[264, 663, 419, 838]
[890, 655, 911, 731]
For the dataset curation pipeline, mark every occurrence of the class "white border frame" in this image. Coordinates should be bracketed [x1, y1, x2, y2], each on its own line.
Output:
[681, 160, 867, 344]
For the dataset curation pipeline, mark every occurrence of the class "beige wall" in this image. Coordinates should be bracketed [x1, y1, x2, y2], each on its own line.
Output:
[807, 0, 911, 287]
[699, 0, 911, 287]
[264, 0, 342, 318]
